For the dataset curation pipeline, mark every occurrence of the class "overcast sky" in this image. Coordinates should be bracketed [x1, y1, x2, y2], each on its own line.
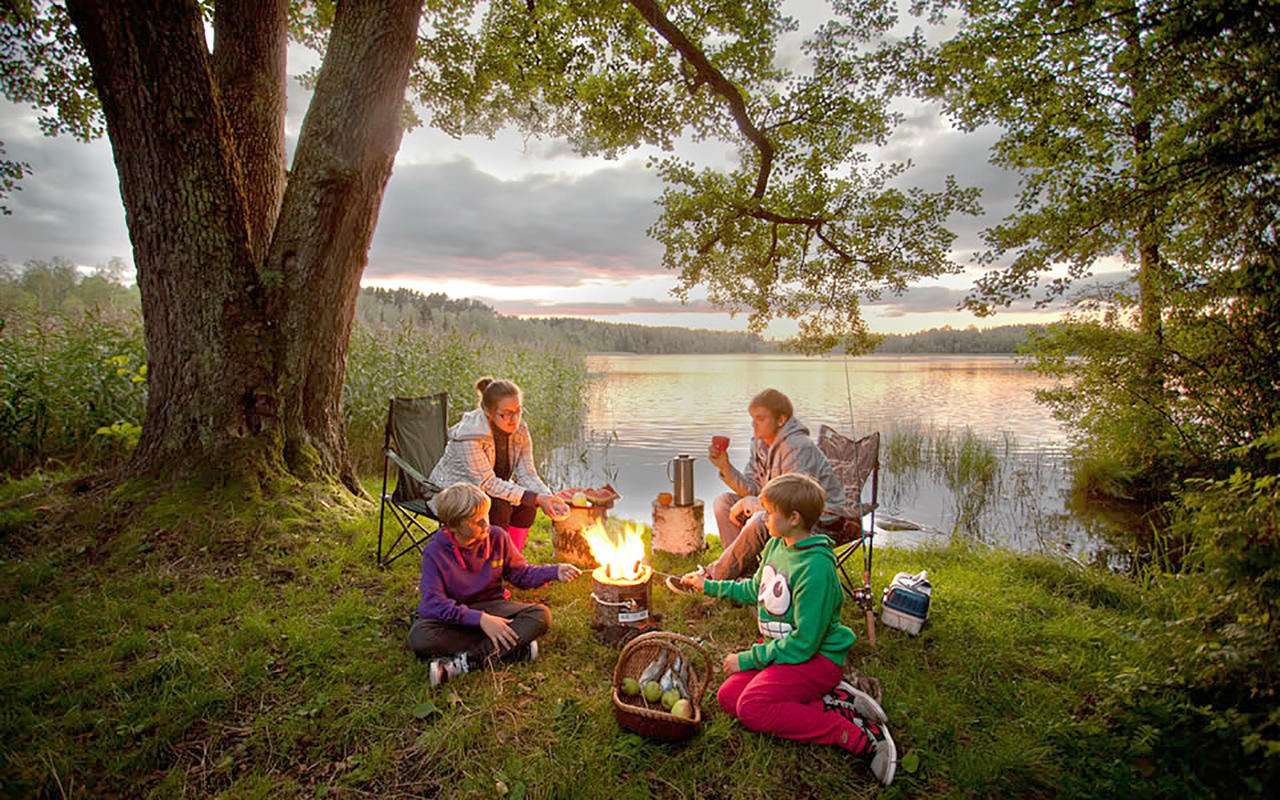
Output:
[0, 1, 1130, 337]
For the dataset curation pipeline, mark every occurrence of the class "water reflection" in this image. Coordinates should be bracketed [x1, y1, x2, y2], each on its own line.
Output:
[543, 353, 1129, 561]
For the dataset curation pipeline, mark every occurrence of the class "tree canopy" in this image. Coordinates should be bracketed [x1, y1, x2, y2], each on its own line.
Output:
[895, 0, 1279, 313]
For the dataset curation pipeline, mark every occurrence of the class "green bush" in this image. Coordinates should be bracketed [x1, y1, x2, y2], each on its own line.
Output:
[1175, 429, 1280, 694]
[1071, 428, 1280, 796]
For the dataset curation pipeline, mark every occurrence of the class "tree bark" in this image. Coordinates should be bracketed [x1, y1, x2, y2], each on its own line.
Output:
[65, 0, 425, 492]
[213, 0, 288, 266]
[1124, 9, 1168, 456]
[267, 0, 424, 492]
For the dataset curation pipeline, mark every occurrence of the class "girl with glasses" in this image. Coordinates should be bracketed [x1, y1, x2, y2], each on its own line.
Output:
[428, 376, 570, 552]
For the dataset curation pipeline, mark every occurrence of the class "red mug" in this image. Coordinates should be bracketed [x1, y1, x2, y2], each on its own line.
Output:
[711, 435, 729, 453]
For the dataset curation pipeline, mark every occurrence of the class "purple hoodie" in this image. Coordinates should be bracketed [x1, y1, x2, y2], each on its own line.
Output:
[416, 524, 560, 625]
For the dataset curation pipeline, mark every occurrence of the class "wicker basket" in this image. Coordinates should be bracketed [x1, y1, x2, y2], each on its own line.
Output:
[611, 631, 712, 741]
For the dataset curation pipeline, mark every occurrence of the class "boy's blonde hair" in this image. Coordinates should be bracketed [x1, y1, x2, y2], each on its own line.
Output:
[760, 473, 826, 531]
[435, 482, 491, 528]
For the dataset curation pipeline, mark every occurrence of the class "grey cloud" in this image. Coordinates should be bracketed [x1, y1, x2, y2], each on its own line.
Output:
[367, 159, 667, 284]
[0, 104, 132, 269]
[882, 110, 1021, 260]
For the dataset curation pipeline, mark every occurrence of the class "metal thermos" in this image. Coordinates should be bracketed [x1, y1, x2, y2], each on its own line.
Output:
[667, 453, 695, 506]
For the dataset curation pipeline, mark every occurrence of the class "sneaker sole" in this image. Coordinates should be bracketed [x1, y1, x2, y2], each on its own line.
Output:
[876, 725, 897, 786]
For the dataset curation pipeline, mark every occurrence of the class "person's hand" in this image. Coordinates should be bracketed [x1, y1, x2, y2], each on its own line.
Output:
[722, 652, 740, 674]
[538, 494, 571, 521]
[557, 563, 582, 582]
[707, 445, 730, 471]
[681, 570, 706, 593]
[730, 496, 761, 525]
[479, 612, 519, 652]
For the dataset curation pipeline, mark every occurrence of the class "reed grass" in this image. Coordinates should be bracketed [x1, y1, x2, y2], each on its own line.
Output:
[0, 311, 588, 476]
[343, 324, 588, 473]
[882, 424, 1003, 533]
[0, 308, 147, 473]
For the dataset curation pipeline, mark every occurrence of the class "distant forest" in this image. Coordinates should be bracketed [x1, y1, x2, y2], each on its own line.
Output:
[0, 262, 1037, 355]
[357, 287, 1039, 354]
[356, 286, 772, 354]
[873, 325, 1038, 354]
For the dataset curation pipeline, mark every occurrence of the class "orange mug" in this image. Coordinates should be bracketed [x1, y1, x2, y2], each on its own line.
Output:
[657, 492, 673, 507]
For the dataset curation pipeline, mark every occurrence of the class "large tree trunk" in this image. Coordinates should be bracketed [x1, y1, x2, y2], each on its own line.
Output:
[267, 0, 424, 492]
[1124, 13, 1168, 460]
[64, 0, 424, 493]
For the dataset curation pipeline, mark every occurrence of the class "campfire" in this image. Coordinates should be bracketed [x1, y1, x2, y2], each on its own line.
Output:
[582, 521, 648, 583]
[583, 522, 659, 644]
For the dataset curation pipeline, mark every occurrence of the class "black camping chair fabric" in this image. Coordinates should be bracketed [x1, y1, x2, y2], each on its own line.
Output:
[817, 424, 880, 645]
[378, 393, 449, 566]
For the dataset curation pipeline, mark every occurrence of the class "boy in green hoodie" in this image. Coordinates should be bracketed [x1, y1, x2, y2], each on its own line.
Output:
[679, 473, 897, 785]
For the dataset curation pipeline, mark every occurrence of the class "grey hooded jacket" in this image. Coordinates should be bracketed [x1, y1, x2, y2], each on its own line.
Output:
[719, 415, 850, 515]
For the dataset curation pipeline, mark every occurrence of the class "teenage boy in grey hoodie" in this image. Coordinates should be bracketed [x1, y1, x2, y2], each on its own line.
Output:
[680, 388, 849, 583]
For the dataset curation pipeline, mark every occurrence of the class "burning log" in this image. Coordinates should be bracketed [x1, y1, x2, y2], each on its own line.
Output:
[591, 565, 655, 645]
[580, 521, 659, 644]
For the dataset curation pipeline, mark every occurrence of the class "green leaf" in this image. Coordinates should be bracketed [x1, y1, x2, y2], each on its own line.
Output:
[411, 700, 439, 719]
[900, 751, 920, 773]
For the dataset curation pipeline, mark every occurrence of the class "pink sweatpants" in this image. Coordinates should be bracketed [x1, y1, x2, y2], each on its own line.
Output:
[717, 654, 869, 752]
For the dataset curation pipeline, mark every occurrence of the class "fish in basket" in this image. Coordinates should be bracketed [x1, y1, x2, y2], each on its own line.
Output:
[611, 631, 711, 741]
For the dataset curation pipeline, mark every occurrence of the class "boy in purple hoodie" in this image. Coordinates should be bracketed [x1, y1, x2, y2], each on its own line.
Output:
[408, 483, 582, 686]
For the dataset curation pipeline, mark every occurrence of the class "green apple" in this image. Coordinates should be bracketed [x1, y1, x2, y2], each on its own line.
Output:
[642, 681, 662, 703]
[619, 677, 640, 696]
[670, 699, 693, 719]
[660, 688, 681, 710]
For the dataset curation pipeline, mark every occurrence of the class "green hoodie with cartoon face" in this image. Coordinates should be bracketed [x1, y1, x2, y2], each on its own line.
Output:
[704, 533, 856, 671]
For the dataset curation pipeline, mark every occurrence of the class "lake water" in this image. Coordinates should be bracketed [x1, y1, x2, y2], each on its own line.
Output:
[545, 353, 1117, 561]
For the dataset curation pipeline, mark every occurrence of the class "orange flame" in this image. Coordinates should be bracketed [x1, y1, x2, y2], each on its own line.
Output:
[581, 521, 647, 581]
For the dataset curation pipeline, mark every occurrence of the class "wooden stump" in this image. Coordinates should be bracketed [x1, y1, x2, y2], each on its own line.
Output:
[552, 506, 608, 567]
[651, 499, 705, 555]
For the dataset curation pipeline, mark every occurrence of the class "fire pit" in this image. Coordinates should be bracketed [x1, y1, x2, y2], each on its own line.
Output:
[583, 522, 661, 645]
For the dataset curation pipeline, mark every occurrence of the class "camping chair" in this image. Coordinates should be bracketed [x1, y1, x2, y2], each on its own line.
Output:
[817, 424, 880, 645]
[377, 393, 450, 566]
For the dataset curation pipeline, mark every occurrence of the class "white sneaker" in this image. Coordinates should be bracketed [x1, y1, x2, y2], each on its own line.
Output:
[428, 652, 469, 687]
[822, 680, 888, 725]
[854, 716, 897, 786]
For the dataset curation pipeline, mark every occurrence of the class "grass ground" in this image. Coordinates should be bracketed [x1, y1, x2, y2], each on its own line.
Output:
[0, 472, 1228, 799]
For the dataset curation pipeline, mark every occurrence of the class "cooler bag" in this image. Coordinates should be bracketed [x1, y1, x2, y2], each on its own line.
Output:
[881, 570, 931, 635]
